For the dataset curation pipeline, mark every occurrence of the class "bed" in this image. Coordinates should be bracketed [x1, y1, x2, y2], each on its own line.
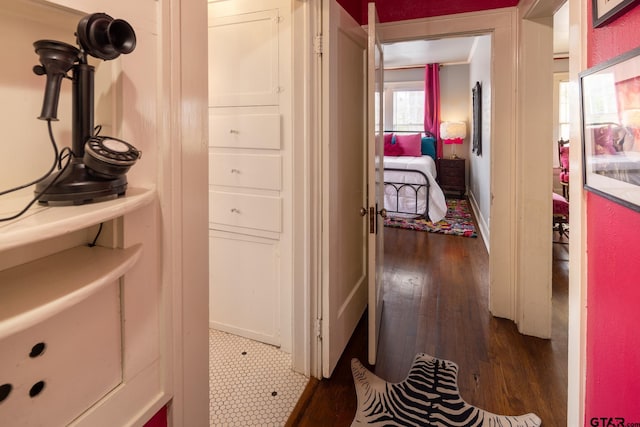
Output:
[383, 132, 447, 223]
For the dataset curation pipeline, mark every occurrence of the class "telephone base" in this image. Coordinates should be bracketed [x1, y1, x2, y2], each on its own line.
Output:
[34, 161, 127, 205]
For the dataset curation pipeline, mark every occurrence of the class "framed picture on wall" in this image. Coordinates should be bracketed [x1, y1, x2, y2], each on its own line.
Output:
[592, 0, 640, 28]
[580, 45, 640, 212]
[472, 81, 482, 156]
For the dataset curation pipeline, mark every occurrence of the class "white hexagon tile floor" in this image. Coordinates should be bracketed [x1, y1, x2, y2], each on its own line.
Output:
[209, 329, 308, 426]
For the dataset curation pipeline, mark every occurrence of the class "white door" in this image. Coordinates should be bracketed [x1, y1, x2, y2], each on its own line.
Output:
[367, 2, 384, 366]
[321, 0, 369, 378]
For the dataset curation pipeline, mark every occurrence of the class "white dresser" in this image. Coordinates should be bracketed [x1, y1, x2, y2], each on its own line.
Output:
[207, 0, 291, 348]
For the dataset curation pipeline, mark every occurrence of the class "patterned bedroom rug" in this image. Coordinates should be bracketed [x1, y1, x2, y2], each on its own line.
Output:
[384, 199, 478, 238]
[351, 353, 542, 427]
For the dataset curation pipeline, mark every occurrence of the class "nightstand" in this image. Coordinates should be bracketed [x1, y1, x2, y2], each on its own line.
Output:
[438, 158, 466, 198]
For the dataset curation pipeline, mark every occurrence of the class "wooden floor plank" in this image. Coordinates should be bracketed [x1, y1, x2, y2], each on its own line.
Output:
[293, 224, 568, 427]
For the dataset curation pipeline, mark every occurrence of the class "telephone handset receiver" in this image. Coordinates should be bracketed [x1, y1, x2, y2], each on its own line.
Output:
[83, 136, 141, 179]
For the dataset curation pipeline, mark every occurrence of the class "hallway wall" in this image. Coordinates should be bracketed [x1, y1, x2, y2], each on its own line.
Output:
[585, 2, 640, 420]
[468, 34, 492, 244]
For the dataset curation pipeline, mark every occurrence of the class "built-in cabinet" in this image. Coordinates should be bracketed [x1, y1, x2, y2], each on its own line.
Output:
[207, 0, 292, 350]
[0, 1, 179, 424]
[0, 189, 159, 426]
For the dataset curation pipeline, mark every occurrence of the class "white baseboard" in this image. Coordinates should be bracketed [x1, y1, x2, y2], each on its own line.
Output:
[467, 192, 489, 253]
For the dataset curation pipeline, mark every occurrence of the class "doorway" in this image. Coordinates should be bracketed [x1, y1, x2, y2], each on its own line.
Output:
[375, 6, 522, 336]
[378, 0, 570, 349]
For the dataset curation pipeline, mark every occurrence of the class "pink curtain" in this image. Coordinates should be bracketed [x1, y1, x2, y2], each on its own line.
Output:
[424, 64, 441, 158]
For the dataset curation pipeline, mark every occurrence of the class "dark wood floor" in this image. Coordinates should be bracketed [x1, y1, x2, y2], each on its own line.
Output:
[290, 220, 569, 426]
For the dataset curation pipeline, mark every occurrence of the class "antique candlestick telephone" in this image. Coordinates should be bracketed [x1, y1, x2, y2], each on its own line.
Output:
[33, 13, 140, 204]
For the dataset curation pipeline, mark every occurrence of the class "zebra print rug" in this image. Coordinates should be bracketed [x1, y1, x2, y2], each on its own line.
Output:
[351, 353, 541, 427]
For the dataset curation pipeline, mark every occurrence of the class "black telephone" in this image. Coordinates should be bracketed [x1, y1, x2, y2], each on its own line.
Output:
[32, 13, 140, 204]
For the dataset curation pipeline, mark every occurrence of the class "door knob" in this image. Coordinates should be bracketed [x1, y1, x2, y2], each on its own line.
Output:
[379, 208, 387, 218]
[360, 207, 367, 217]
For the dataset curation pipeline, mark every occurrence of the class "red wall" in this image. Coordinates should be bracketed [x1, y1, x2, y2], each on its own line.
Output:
[144, 405, 168, 427]
[337, 0, 518, 24]
[362, 0, 517, 24]
[337, 0, 363, 24]
[586, 3, 640, 424]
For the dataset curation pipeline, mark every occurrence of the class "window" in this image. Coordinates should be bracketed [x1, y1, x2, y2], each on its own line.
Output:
[384, 82, 424, 131]
[392, 90, 424, 131]
[553, 72, 570, 167]
[558, 80, 570, 141]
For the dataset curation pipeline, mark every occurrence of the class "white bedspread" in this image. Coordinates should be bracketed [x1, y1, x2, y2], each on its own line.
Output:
[383, 155, 447, 222]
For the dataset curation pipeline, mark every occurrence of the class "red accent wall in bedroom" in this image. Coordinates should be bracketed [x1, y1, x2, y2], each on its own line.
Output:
[586, 3, 640, 423]
[336, 0, 518, 24]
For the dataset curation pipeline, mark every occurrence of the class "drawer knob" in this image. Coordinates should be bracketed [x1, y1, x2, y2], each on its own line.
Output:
[229, 129, 239, 134]
[230, 208, 241, 214]
[230, 168, 241, 174]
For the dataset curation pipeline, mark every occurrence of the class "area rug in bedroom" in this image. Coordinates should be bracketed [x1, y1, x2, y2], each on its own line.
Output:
[384, 199, 478, 238]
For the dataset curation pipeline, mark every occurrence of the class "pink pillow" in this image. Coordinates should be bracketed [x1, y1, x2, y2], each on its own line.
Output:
[384, 133, 394, 146]
[384, 137, 402, 156]
[395, 134, 422, 156]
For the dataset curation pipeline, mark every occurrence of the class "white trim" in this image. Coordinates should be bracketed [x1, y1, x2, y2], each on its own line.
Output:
[164, 0, 210, 424]
[292, 0, 322, 378]
[384, 81, 423, 89]
[468, 191, 489, 252]
[567, 0, 587, 423]
[515, 3, 554, 338]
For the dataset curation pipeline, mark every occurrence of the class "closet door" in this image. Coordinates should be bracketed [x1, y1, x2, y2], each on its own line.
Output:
[367, 2, 385, 367]
[208, 9, 280, 107]
[321, 0, 369, 378]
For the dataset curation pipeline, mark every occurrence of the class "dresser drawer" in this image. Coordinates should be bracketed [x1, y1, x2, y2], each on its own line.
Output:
[439, 159, 464, 172]
[441, 174, 465, 187]
[210, 191, 281, 232]
[210, 153, 281, 190]
[209, 113, 280, 149]
[440, 166, 464, 177]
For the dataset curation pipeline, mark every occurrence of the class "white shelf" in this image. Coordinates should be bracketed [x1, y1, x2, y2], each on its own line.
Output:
[0, 187, 155, 252]
[0, 244, 142, 340]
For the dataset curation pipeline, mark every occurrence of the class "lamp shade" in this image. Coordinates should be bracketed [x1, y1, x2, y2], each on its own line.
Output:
[440, 121, 466, 144]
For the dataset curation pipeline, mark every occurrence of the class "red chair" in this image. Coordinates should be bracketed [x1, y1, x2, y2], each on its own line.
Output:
[558, 139, 569, 200]
[553, 192, 569, 240]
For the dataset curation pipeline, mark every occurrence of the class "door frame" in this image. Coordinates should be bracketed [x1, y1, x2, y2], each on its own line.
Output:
[291, 0, 322, 378]
[297, 5, 522, 379]
[378, 10, 521, 322]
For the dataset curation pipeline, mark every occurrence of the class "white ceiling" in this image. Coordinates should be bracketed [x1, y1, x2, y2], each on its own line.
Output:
[383, 2, 569, 68]
[383, 37, 478, 68]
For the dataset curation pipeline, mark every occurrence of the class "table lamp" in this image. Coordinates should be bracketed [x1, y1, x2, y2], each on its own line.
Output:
[440, 121, 466, 159]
